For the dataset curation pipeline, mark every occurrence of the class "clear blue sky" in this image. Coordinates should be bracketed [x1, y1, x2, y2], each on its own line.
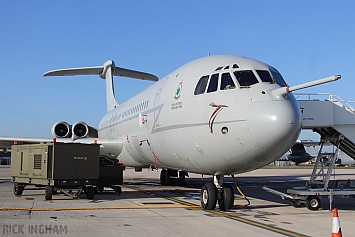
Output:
[0, 1, 354, 139]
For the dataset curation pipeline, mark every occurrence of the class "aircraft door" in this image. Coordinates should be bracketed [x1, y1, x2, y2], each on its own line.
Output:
[154, 76, 169, 127]
[128, 136, 152, 164]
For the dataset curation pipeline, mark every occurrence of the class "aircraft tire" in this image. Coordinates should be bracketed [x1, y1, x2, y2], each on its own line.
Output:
[160, 169, 173, 186]
[222, 185, 234, 210]
[160, 169, 170, 185]
[201, 183, 217, 210]
[45, 186, 53, 200]
[305, 196, 321, 211]
[160, 170, 166, 185]
[164, 171, 172, 185]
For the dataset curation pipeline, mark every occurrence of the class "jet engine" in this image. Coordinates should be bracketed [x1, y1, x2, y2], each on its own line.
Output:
[51, 121, 72, 138]
[72, 121, 98, 138]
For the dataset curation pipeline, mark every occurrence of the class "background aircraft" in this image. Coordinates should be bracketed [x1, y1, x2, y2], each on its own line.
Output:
[0, 54, 340, 210]
[286, 142, 313, 165]
[282, 140, 355, 166]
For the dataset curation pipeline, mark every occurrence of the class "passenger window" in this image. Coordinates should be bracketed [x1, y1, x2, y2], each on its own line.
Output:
[257, 70, 274, 83]
[207, 74, 219, 93]
[220, 73, 236, 90]
[194, 76, 209, 95]
[233, 70, 259, 87]
[270, 69, 287, 87]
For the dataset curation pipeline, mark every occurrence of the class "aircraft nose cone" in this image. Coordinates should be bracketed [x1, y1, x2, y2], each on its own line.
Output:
[247, 101, 301, 153]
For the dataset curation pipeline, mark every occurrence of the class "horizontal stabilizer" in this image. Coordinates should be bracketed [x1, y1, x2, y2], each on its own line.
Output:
[44, 64, 159, 82]
[43, 60, 157, 111]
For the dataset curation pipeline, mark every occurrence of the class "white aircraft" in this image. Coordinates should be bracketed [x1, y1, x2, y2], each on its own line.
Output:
[0, 54, 340, 210]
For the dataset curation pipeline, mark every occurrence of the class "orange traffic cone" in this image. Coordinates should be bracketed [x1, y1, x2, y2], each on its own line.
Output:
[332, 208, 342, 237]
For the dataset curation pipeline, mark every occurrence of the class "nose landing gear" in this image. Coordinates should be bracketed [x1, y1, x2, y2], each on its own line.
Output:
[200, 175, 234, 211]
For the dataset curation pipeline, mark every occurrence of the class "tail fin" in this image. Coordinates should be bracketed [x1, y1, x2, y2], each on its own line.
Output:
[44, 60, 158, 111]
[290, 142, 307, 153]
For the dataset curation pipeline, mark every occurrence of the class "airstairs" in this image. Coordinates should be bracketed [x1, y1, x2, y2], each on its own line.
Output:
[296, 93, 355, 160]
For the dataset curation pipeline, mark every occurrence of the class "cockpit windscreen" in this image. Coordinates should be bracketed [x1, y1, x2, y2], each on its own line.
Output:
[257, 70, 274, 83]
[207, 74, 219, 93]
[270, 68, 287, 87]
[194, 75, 209, 95]
[220, 73, 236, 90]
[233, 70, 259, 87]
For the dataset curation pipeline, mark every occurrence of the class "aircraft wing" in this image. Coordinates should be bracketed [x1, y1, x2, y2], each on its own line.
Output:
[0, 137, 105, 148]
[0, 136, 122, 159]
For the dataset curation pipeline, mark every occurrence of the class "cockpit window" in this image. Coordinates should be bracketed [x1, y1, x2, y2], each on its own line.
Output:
[194, 75, 209, 95]
[257, 70, 274, 83]
[207, 74, 219, 93]
[270, 69, 287, 87]
[233, 70, 259, 87]
[220, 72, 236, 90]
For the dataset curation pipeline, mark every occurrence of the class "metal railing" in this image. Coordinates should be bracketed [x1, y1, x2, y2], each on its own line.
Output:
[294, 93, 355, 113]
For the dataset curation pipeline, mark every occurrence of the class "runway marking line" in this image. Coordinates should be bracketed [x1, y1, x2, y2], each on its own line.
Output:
[127, 185, 309, 237]
[205, 210, 309, 237]
[1, 184, 308, 237]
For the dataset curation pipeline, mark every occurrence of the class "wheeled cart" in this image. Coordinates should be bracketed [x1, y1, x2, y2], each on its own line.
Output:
[96, 157, 124, 195]
[11, 142, 100, 200]
[263, 135, 355, 210]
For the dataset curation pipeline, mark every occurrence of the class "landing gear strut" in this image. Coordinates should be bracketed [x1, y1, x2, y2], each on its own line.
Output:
[200, 175, 234, 211]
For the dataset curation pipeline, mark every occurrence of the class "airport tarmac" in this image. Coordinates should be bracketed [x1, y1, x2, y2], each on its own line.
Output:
[0, 166, 354, 237]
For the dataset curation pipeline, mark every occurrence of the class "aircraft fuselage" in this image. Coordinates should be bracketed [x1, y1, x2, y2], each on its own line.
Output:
[98, 55, 302, 175]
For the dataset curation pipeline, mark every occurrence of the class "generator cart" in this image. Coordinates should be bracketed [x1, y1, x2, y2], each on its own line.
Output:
[11, 142, 100, 200]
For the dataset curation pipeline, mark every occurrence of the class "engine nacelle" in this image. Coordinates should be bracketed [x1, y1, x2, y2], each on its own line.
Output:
[72, 121, 98, 138]
[99, 138, 123, 159]
[51, 121, 72, 138]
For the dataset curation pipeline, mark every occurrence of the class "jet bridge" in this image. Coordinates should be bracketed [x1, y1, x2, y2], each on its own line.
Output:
[296, 93, 355, 160]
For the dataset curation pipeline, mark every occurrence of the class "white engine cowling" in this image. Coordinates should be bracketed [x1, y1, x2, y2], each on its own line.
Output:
[72, 121, 98, 138]
[51, 121, 72, 138]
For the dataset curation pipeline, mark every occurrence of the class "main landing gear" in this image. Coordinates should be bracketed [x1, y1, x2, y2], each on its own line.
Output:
[160, 169, 187, 186]
[201, 175, 234, 211]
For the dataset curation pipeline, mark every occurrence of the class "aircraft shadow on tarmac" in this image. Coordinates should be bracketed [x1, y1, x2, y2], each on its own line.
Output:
[113, 175, 355, 211]
[8, 173, 355, 211]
